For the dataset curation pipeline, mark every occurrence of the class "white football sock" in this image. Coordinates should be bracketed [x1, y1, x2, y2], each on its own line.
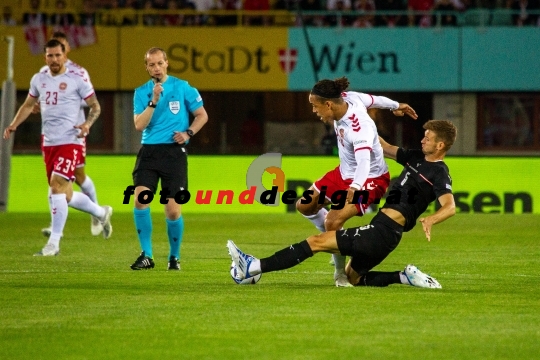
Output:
[303, 207, 328, 232]
[333, 254, 347, 275]
[248, 258, 261, 276]
[79, 175, 98, 204]
[68, 192, 105, 219]
[399, 272, 410, 285]
[48, 193, 68, 248]
[47, 188, 53, 225]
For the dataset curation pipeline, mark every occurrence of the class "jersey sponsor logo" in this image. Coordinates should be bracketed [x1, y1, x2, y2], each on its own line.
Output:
[41, 83, 47, 88]
[353, 139, 367, 146]
[196, 95, 202, 102]
[446, 183, 452, 190]
[278, 48, 297, 74]
[169, 101, 180, 114]
[59, 82, 67, 90]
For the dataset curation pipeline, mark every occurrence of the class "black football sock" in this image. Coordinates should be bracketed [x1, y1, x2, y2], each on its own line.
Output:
[260, 240, 314, 273]
[358, 271, 401, 287]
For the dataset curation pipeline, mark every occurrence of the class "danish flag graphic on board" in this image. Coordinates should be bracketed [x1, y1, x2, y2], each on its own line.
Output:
[278, 48, 298, 74]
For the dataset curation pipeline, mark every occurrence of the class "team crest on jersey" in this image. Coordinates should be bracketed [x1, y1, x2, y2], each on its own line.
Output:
[169, 101, 180, 114]
[59, 82, 67, 90]
[337, 128, 345, 146]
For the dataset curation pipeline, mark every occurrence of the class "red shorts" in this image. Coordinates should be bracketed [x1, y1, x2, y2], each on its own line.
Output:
[76, 138, 87, 168]
[41, 143, 84, 183]
[313, 166, 390, 215]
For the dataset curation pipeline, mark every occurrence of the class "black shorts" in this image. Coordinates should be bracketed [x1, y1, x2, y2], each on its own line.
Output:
[132, 144, 187, 197]
[336, 211, 404, 275]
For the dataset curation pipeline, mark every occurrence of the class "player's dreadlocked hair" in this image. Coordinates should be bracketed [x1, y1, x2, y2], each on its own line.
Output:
[423, 120, 457, 151]
[311, 77, 350, 102]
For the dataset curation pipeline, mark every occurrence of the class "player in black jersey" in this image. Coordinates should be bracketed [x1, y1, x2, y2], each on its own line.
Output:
[227, 120, 457, 288]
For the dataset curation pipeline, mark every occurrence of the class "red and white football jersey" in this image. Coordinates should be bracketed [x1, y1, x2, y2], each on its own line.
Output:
[40, 59, 92, 126]
[335, 91, 398, 181]
[29, 68, 95, 146]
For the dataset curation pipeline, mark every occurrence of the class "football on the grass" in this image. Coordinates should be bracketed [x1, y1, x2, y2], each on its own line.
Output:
[230, 261, 261, 285]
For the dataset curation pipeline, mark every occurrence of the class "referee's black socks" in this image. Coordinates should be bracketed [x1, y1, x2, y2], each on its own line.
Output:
[260, 240, 313, 273]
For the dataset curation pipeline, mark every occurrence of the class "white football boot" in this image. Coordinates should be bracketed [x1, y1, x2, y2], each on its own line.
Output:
[226, 240, 256, 281]
[403, 264, 442, 289]
[91, 215, 103, 236]
[101, 206, 113, 239]
[34, 243, 59, 256]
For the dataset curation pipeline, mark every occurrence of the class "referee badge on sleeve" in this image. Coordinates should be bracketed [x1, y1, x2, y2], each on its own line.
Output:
[169, 101, 180, 114]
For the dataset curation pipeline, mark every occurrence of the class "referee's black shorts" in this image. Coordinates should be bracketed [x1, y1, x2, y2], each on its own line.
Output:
[336, 211, 404, 275]
[132, 144, 187, 198]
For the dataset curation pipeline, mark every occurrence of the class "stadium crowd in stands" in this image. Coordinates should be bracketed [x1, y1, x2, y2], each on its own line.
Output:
[3, 0, 538, 27]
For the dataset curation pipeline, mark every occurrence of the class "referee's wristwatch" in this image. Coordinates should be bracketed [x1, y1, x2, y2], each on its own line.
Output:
[186, 129, 194, 138]
[148, 100, 157, 108]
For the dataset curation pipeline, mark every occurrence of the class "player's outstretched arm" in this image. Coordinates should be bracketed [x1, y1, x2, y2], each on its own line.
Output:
[392, 103, 418, 120]
[378, 136, 398, 161]
[419, 193, 456, 242]
[3, 95, 38, 140]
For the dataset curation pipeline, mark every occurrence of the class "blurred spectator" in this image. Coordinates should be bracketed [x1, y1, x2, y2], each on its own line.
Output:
[297, 0, 324, 27]
[154, 0, 169, 9]
[491, 0, 514, 25]
[275, 0, 295, 10]
[101, 0, 123, 25]
[192, 0, 216, 25]
[142, 0, 158, 25]
[163, 0, 184, 25]
[433, 0, 458, 26]
[215, 0, 241, 26]
[23, 0, 47, 25]
[49, 0, 76, 27]
[326, 0, 353, 26]
[79, 0, 97, 25]
[460, 0, 477, 11]
[408, 0, 435, 27]
[2, 6, 17, 26]
[351, 0, 376, 27]
[123, 0, 141, 25]
[512, 0, 540, 26]
[376, 0, 407, 27]
[244, 0, 271, 26]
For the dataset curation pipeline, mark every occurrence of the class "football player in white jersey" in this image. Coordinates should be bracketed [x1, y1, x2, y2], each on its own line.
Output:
[3, 39, 113, 256]
[296, 77, 418, 287]
[37, 31, 104, 237]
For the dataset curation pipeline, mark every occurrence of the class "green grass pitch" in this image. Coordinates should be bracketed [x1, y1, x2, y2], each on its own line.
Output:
[0, 212, 539, 359]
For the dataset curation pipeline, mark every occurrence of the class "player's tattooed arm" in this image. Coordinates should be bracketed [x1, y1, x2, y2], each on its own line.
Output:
[84, 94, 101, 127]
[76, 94, 101, 138]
